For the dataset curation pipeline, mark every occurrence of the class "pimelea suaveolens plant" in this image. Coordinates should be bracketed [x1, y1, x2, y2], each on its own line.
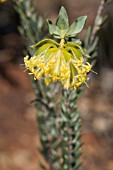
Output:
[12, 1, 109, 169]
[23, 6, 92, 170]
[24, 7, 92, 90]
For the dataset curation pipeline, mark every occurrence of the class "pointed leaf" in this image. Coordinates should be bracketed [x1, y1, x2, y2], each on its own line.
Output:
[46, 19, 60, 37]
[56, 6, 69, 30]
[34, 43, 56, 56]
[66, 42, 90, 58]
[62, 49, 71, 62]
[31, 38, 58, 49]
[66, 16, 87, 37]
[91, 51, 98, 58]
[84, 26, 92, 48]
[65, 46, 82, 60]
[44, 48, 58, 60]
[71, 38, 82, 45]
[70, 47, 82, 60]
[88, 37, 99, 53]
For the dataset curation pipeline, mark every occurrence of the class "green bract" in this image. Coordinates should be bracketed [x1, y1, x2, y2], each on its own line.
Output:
[46, 6, 87, 39]
[31, 38, 90, 60]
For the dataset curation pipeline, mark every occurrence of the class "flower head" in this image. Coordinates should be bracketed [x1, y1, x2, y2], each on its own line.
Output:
[24, 6, 92, 90]
[24, 38, 92, 90]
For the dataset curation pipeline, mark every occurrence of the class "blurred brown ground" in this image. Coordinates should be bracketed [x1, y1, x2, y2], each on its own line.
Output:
[0, 0, 113, 170]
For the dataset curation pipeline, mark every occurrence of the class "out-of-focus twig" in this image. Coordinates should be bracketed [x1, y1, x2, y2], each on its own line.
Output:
[84, 0, 110, 65]
[90, 0, 109, 43]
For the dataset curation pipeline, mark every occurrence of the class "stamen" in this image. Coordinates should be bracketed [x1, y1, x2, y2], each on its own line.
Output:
[91, 70, 97, 74]
[24, 68, 28, 72]
[84, 81, 89, 88]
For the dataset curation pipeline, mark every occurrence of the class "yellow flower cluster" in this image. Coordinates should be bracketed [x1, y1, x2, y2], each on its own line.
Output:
[24, 39, 92, 90]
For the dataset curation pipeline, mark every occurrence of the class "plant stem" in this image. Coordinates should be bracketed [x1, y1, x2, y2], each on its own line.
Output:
[60, 38, 65, 49]
[60, 89, 82, 170]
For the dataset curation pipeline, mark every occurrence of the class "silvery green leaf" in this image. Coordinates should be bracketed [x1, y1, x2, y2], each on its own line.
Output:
[88, 37, 99, 53]
[37, 16, 44, 29]
[46, 19, 60, 37]
[71, 38, 82, 45]
[84, 26, 91, 48]
[91, 51, 98, 58]
[56, 6, 69, 30]
[66, 16, 87, 37]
